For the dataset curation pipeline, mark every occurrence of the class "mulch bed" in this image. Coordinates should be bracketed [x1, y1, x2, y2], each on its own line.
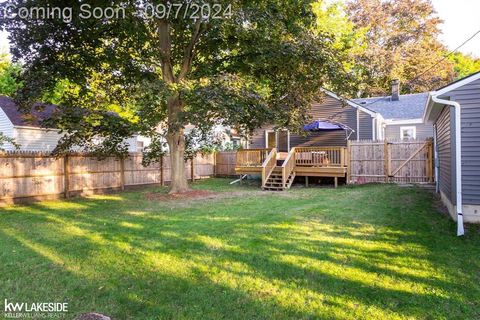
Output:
[145, 190, 218, 201]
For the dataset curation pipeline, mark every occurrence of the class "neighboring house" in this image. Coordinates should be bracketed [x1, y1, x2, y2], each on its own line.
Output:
[248, 90, 382, 150]
[0, 96, 146, 152]
[183, 124, 248, 151]
[354, 80, 433, 141]
[424, 71, 480, 231]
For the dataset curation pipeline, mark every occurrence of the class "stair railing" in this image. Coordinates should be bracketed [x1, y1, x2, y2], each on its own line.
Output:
[281, 147, 296, 188]
[261, 148, 277, 188]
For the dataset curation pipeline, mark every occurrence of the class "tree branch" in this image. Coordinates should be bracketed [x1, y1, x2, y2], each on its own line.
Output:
[157, 19, 175, 83]
[177, 19, 203, 81]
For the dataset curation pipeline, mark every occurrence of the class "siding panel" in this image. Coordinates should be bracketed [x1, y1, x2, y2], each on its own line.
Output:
[358, 112, 373, 140]
[13, 127, 62, 151]
[435, 106, 453, 203]
[12, 127, 143, 152]
[249, 96, 372, 148]
[0, 107, 15, 150]
[449, 77, 480, 205]
[385, 123, 434, 140]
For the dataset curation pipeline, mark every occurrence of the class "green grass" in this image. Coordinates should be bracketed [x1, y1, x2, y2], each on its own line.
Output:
[1, 179, 479, 320]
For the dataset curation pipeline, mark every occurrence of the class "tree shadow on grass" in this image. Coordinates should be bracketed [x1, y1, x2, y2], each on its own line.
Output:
[1, 184, 479, 319]
[1, 226, 334, 320]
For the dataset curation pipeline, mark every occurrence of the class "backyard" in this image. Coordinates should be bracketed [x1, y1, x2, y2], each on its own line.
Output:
[0, 179, 479, 319]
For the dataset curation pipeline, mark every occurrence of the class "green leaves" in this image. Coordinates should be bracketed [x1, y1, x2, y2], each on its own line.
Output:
[0, 132, 19, 150]
[448, 52, 480, 80]
[0, 53, 22, 97]
[2, 0, 351, 160]
[345, 0, 455, 95]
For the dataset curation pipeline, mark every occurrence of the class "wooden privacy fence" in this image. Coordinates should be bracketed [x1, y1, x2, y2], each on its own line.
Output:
[214, 151, 237, 176]
[348, 139, 434, 184]
[0, 140, 435, 202]
[0, 151, 233, 203]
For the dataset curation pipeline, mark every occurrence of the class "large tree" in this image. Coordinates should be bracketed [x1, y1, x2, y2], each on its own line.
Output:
[346, 0, 455, 96]
[1, 0, 350, 193]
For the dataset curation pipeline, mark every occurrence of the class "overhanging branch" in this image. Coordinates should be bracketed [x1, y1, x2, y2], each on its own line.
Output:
[178, 19, 204, 81]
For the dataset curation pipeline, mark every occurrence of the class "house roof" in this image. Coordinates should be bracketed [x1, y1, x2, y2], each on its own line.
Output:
[353, 92, 429, 121]
[434, 71, 480, 97]
[322, 89, 378, 117]
[423, 71, 480, 123]
[0, 96, 57, 128]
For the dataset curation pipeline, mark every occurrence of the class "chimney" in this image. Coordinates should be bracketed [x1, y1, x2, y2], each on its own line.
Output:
[391, 79, 400, 101]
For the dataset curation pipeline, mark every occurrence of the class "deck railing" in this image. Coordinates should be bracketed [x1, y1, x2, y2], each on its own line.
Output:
[281, 148, 296, 188]
[236, 148, 271, 167]
[294, 147, 347, 167]
[262, 148, 277, 188]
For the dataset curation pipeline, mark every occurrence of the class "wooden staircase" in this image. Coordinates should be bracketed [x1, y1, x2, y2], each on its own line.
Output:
[262, 167, 295, 191]
[261, 148, 297, 191]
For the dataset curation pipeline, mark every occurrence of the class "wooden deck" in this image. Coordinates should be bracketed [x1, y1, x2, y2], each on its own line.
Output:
[235, 147, 348, 190]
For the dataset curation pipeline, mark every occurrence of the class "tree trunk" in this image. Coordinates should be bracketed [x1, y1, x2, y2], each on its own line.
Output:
[166, 97, 190, 194]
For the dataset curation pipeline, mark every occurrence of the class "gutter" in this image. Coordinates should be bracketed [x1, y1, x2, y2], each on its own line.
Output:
[431, 95, 464, 236]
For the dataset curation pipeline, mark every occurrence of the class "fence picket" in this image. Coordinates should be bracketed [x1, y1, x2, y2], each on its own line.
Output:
[349, 139, 434, 184]
[0, 151, 223, 203]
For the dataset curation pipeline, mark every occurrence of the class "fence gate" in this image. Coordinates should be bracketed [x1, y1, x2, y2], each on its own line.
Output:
[349, 139, 434, 184]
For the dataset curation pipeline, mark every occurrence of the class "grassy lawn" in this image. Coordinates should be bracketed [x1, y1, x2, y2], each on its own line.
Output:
[1, 179, 479, 319]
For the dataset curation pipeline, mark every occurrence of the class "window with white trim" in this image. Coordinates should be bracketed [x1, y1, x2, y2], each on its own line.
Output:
[400, 126, 416, 140]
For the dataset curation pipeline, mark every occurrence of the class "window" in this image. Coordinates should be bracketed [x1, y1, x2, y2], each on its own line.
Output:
[136, 141, 144, 151]
[400, 126, 416, 140]
[232, 138, 241, 148]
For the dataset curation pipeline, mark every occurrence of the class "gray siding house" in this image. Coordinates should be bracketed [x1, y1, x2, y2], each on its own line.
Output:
[354, 81, 433, 141]
[424, 71, 480, 234]
[248, 90, 382, 150]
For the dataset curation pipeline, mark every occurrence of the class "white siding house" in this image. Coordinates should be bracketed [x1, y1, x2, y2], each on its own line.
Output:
[0, 105, 15, 150]
[0, 96, 146, 152]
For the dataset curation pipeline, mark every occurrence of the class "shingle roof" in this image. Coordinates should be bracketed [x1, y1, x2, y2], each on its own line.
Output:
[435, 71, 480, 92]
[353, 92, 429, 120]
[0, 96, 57, 127]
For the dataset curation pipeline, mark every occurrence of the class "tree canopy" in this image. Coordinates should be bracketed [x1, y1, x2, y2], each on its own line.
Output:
[448, 52, 480, 79]
[345, 0, 456, 96]
[0, 53, 22, 96]
[1, 0, 352, 192]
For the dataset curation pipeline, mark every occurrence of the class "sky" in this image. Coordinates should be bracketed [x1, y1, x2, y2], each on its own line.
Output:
[0, 1, 479, 57]
[433, 0, 480, 57]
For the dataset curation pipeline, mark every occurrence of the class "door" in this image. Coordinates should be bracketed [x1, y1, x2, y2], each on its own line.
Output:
[266, 131, 276, 149]
[277, 130, 289, 152]
[265, 130, 289, 151]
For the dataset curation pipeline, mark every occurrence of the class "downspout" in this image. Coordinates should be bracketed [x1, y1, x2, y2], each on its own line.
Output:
[433, 124, 439, 193]
[431, 96, 464, 236]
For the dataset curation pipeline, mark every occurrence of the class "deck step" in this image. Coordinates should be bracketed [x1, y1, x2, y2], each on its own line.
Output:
[262, 187, 285, 191]
[263, 171, 295, 191]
